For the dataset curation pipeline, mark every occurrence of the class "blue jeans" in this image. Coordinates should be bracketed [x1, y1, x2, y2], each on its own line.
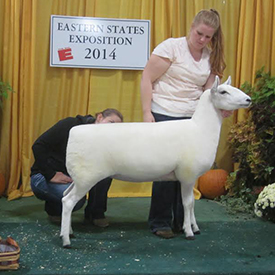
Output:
[31, 173, 111, 217]
[148, 112, 191, 232]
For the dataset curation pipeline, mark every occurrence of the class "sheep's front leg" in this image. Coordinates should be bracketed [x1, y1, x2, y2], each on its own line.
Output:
[190, 195, 200, 235]
[179, 180, 200, 240]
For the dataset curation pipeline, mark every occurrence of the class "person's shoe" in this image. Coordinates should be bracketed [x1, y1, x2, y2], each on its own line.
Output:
[93, 218, 109, 228]
[173, 226, 184, 234]
[155, 230, 175, 239]
[48, 215, 61, 223]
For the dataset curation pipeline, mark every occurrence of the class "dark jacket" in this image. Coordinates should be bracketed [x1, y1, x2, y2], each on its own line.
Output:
[31, 115, 95, 181]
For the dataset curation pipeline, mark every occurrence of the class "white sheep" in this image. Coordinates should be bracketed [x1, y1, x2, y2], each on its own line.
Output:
[60, 76, 251, 248]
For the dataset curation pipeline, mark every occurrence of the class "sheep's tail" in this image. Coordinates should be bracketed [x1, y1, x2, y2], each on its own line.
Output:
[63, 182, 74, 197]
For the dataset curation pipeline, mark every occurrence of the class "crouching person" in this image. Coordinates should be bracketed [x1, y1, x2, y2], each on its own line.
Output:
[30, 109, 123, 227]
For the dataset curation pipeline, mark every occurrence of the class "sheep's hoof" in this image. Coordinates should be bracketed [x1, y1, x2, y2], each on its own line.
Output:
[185, 235, 195, 240]
[63, 244, 72, 249]
[194, 230, 201, 235]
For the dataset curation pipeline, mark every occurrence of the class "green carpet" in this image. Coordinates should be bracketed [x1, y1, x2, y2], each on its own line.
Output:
[0, 196, 274, 275]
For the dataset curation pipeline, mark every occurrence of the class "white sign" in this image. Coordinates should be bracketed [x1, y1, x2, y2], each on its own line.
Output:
[50, 15, 150, 70]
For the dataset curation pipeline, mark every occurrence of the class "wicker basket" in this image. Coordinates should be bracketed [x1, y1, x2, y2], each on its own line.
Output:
[0, 236, 20, 270]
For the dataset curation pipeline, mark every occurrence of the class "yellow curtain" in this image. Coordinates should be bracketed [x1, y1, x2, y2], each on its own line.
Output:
[235, 0, 275, 121]
[0, 0, 274, 200]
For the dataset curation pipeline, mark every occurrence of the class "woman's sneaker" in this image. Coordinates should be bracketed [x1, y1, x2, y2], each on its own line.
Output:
[93, 218, 109, 228]
[154, 230, 175, 239]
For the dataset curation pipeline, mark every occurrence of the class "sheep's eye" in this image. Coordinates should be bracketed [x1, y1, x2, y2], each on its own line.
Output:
[220, 90, 229, 95]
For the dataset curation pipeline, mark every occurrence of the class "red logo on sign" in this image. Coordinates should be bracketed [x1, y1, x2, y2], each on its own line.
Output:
[58, 48, 73, 61]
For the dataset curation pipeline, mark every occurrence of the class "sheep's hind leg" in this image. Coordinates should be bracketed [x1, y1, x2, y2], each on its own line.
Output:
[60, 194, 77, 248]
[60, 183, 90, 248]
[61, 183, 75, 240]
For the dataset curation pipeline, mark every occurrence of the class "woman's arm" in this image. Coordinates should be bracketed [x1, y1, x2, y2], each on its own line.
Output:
[140, 54, 171, 122]
[203, 73, 216, 91]
[32, 118, 74, 181]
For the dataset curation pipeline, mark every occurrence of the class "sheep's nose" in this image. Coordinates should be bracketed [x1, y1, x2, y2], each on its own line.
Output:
[246, 98, 251, 103]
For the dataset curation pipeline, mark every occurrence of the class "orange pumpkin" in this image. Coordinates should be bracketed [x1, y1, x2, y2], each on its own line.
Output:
[0, 172, 5, 197]
[198, 169, 228, 199]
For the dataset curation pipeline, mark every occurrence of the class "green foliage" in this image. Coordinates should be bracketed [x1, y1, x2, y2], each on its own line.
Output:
[219, 170, 257, 215]
[226, 68, 275, 207]
[218, 194, 255, 216]
[0, 79, 14, 109]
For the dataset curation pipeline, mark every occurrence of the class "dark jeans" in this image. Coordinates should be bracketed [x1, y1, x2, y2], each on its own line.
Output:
[31, 173, 111, 218]
[148, 112, 191, 232]
[85, 177, 112, 220]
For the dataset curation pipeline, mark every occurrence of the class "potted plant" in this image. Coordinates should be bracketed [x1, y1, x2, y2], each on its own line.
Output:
[0, 78, 13, 109]
[254, 182, 275, 222]
[0, 77, 14, 196]
[219, 68, 275, 214]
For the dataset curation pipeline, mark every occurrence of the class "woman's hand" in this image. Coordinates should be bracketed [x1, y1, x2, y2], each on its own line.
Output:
[221, 110, 234, 118]
[143, 112, 155, 122]
[50, 172, 72, 184]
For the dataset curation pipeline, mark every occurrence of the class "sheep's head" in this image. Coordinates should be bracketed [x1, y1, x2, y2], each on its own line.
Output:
[210, 76, 251, 111]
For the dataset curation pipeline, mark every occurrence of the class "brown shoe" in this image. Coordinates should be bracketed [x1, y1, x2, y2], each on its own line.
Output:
[93, 218, 109, 228]
[155, 230, 175, 239]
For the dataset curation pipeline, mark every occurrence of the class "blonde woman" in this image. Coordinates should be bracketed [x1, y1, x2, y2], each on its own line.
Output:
[140, 9, 227, 238]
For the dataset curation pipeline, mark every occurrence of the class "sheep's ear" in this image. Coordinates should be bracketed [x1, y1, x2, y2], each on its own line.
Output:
[223, 76, 231, 85]
[210, 75, 220, 93]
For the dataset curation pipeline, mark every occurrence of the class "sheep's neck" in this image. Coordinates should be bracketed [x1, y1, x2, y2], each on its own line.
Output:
[192, 92, 223, 144]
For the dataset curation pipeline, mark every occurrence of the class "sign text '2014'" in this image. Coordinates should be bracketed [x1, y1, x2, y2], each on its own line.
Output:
[84, 48, 117, 60]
